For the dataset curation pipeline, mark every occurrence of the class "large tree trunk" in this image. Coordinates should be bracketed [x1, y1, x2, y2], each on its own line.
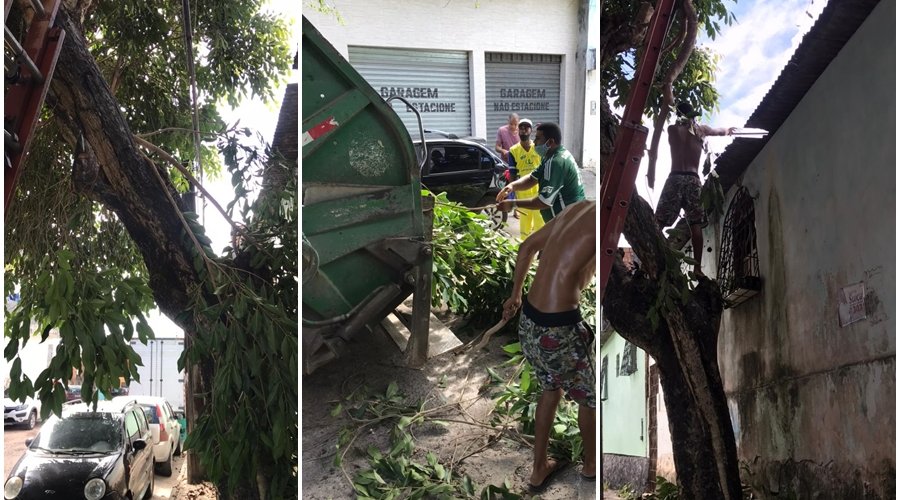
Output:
[46, 8, 260, 499]
[600, 103, 742, 497]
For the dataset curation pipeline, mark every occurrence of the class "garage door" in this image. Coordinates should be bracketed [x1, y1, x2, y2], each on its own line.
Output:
[349, 47, 472, 137]
[485, 53, 561, 137]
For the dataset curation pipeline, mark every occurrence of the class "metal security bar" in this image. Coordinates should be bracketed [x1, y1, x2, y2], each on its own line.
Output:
[716, 186, 761, 307]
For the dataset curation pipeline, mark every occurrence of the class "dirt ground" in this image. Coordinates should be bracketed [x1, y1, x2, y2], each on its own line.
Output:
[301, 312, 597, 500]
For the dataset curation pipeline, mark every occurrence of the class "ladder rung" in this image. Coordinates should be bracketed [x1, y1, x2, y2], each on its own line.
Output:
[29, 0, 46, 18]
[3, 26, 44, 84]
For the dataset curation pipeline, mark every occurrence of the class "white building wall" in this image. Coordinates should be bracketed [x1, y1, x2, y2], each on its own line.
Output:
[303, 0, 584, 146]
[708, 1, 894, 495]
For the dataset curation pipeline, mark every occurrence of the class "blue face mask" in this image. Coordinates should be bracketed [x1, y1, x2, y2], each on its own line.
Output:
[535, 142, 549, 156]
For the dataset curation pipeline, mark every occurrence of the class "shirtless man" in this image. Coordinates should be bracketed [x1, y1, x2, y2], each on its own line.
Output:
[656, 102, 735, 276]
[502, 200, 596, 492]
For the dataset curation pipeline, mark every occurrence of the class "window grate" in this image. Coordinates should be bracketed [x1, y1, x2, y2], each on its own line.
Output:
[717, 187, 761, 308]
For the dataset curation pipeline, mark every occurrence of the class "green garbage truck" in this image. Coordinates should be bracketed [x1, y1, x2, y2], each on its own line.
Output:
[301, 17, 433, 373]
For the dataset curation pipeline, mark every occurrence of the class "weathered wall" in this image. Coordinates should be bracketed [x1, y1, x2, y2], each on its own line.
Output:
[711, 1, 895, 497]
[302, 0, 595, 163]
[604, 453, 649, 492]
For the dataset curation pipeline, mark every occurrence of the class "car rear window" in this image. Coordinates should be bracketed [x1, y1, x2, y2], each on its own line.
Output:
[141, 404, 159, 424]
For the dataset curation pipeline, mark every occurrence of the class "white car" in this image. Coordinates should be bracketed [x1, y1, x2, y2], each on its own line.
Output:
[3, 391, 41, 430]
[112, 396, 182, 476]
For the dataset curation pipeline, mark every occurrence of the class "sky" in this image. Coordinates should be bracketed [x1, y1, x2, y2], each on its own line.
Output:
[620, 0, 827, 244]
[147, 0, 299, 335]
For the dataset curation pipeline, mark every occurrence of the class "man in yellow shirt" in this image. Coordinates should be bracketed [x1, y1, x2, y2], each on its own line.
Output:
[507, 119, 544, 238]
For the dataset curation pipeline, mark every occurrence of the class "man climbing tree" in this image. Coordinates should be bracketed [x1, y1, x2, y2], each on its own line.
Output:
[601, 0, 744, 498]
[4, 2, 296, 499]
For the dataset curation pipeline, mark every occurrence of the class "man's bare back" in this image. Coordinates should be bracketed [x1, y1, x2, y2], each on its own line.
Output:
[503, 201, 595, 320]
[668, 122, 706, 173]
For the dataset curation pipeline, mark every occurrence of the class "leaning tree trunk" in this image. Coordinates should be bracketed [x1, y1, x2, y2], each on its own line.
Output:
[600, 103, 742, 497]
[45, 8, 261, 499]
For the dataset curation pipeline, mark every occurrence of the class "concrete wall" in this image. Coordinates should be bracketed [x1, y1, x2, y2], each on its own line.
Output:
[709, 2, 895, 497]
[302, 0, 597, 167]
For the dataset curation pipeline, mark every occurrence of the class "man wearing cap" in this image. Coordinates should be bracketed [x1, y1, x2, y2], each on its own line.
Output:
[495, 122, 585, 223]
[507, 118, 544, 237]
[656, 102, 736, 277]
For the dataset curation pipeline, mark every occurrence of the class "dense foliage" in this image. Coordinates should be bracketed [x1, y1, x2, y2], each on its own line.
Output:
[601, 0, 737, 119]
[5, 1, 294, 497]
[430, 193, 526, 323]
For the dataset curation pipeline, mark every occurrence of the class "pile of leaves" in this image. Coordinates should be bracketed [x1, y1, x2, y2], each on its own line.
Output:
[430, 193, 528, 323]
[488, 342, 585, 464]
[333, 383, 525, 500]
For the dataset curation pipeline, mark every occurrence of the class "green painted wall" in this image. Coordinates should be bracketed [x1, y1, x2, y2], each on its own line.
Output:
[600, 331, 647, 457]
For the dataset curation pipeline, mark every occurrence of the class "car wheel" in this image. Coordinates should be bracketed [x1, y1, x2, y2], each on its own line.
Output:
[156, 448, 174, 477]
[143, 466, 155, 500]
[24, 411, 36, 430]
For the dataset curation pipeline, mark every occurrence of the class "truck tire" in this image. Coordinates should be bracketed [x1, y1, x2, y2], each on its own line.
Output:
[156, 450, 173, 477]
[25, 410, 36, 430]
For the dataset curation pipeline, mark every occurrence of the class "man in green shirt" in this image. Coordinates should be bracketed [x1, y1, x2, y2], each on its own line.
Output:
[495, 122, 585, 222]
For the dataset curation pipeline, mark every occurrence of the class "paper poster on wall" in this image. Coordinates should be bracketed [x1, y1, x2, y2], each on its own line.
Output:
[838, 281, 866, 327]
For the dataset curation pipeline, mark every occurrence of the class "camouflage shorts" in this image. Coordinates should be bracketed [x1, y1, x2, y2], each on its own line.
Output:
[518, 298, 596, 408]
[655, 172, 708, 228]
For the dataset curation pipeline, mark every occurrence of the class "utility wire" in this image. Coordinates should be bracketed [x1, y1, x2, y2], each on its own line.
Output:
[181, 0, 205, 224]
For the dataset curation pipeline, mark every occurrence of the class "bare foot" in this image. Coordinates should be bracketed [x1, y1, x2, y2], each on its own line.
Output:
[529, 457, 567, 491]
[580, 461, 595, 479]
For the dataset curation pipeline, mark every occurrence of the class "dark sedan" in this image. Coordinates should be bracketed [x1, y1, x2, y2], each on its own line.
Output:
[415, 136, 509, 228]
[3, 401, 154, 500]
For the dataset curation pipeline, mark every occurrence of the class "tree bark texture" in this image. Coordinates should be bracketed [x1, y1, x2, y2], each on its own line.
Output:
[601, 107, 742, 497]
[45, 9, 260, 499]
[50, 9, 199, 321]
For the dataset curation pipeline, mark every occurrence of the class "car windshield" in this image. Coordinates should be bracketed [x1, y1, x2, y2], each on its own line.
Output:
[31, 414, 121, 453]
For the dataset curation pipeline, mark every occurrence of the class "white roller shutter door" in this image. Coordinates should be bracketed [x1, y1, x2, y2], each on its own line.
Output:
[485, 53, 561, 136]
[349, 46, 472, 137]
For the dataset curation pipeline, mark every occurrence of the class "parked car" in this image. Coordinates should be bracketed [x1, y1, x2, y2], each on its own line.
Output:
[112, 396, 181, 477]
[65, 384, 129, 403]
[65, 385, 82, 402]
[415, 136, 510, 229]
[3, 400, 154, 500]
[3, 390, 41, 430]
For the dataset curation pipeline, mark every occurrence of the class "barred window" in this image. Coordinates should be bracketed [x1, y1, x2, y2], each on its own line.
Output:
[717, 186, 761, 307]
[619, 342, 638, 376]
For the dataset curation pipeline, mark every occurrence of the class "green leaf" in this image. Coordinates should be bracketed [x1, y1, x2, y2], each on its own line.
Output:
[385, 381, 399, 399]
[434, 463, 446, 480]
[501, 342, 521, 354]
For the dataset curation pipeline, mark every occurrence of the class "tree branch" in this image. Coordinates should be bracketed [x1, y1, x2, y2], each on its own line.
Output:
[647, 0, 699, 188]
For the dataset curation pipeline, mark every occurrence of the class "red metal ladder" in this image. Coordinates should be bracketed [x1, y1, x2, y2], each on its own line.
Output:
[599, 0, 677, 300]
[4, 0, 65, 210]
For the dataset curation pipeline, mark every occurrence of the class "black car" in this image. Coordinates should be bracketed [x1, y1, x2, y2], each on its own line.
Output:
[415, 136, 510, 228]
[4, 400, 154, 500]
